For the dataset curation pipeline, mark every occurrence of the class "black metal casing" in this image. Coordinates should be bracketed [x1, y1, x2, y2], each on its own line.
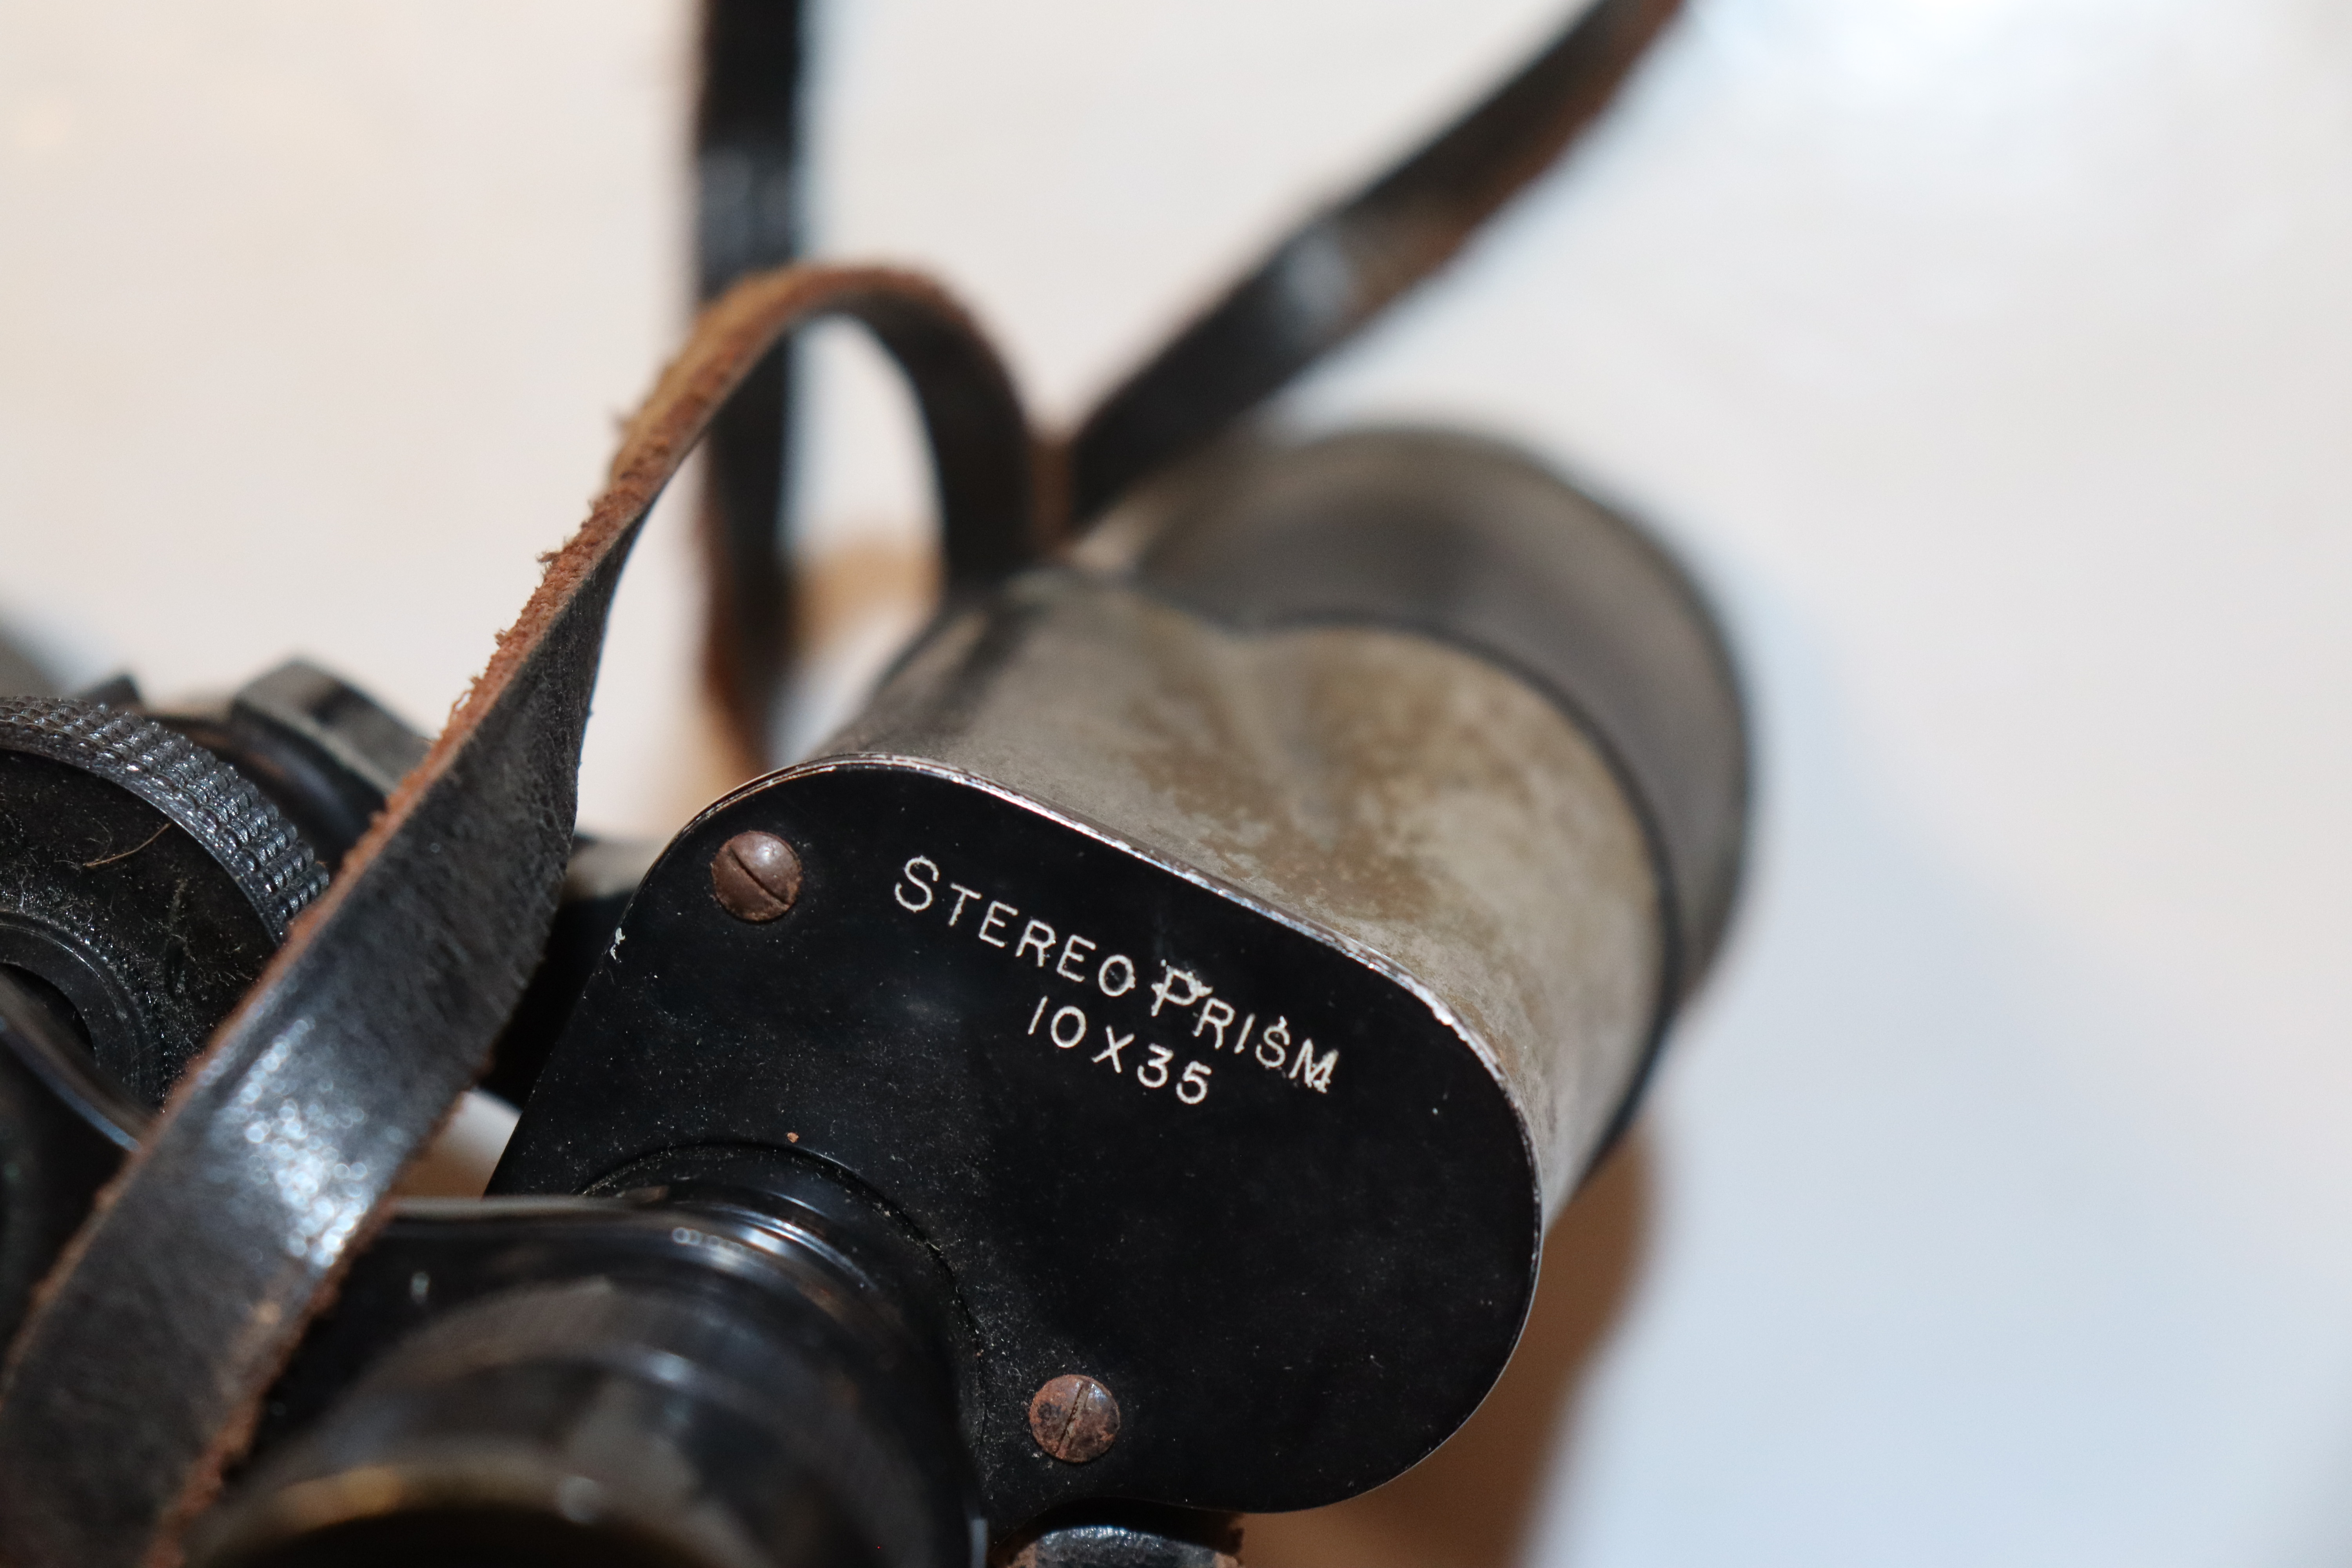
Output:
[496, 758, 1542, 1518]
[485, 431, 1746, 1527]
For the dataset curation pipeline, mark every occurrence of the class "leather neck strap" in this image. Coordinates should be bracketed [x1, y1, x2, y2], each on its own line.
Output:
[0, 265, 1038, 1568]
[1062, 0, 1681, 524]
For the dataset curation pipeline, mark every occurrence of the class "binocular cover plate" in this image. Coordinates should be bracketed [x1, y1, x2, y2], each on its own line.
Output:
[496, 759, 1543, 1519]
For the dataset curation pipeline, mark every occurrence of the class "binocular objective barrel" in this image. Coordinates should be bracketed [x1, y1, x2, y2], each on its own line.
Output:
[192, 1159, 981, 1568]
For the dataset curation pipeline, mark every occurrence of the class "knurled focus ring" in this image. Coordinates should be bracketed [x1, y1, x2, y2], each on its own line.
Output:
[0, 698, 328, 938]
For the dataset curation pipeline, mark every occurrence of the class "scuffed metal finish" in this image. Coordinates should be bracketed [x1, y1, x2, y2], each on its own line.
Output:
[1101, 428, 1747, 999]
[826, 572, 1662, 1214]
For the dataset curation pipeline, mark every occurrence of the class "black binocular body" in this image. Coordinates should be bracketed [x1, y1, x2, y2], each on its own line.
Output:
[0, 427, 1744, 1567]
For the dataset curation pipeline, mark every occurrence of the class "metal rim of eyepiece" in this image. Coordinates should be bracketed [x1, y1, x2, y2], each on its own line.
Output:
[710, 830, 802, 922]
[1027, 1374, 1120, 1464]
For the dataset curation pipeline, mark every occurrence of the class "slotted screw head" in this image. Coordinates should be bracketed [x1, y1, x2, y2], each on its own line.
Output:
[711, 830, 802, 922]
[1029, 1373, 1120, 1464]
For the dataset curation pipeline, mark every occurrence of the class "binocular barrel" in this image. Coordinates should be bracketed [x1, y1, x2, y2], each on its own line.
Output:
[1, 427, 1745, 1566]
[486, 428, 1746, 1537]
[192, 1159, 980, 1568]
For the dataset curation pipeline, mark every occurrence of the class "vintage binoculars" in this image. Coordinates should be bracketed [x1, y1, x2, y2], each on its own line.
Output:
[0, 426, 1744, 1566]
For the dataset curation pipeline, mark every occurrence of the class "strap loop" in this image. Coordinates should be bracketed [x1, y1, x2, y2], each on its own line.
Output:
[0, 265, 1036, 1568]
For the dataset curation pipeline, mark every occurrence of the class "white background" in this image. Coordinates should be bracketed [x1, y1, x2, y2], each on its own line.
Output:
[4, 2, 2350, 1563]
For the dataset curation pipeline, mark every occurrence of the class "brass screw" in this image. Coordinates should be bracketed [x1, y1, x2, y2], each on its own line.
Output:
[710, 830, 802, 922]
[1028, 1373, 1120, 1464]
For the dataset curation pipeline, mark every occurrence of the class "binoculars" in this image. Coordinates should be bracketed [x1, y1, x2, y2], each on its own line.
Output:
[0, 423, 1744, 1567]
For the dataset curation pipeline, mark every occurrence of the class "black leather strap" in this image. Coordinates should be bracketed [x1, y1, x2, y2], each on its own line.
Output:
[0, 265, 1036, 1568]
[694, 2, 1679, 769]
[696, 0, 810, 766]
[1065, 0, 1681, 524]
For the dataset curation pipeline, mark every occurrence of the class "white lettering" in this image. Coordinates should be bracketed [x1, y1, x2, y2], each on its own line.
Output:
[1097, 954, 1136, 997]
[1256, 1017, 1290, 1071]
[1289, 1038, 1338, 1093]
[1015, 918, 1057, 966]
[907, 861, 1335, 1111]
[895, 856, 939, 912]
[1149, 964, 1211, 1018]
